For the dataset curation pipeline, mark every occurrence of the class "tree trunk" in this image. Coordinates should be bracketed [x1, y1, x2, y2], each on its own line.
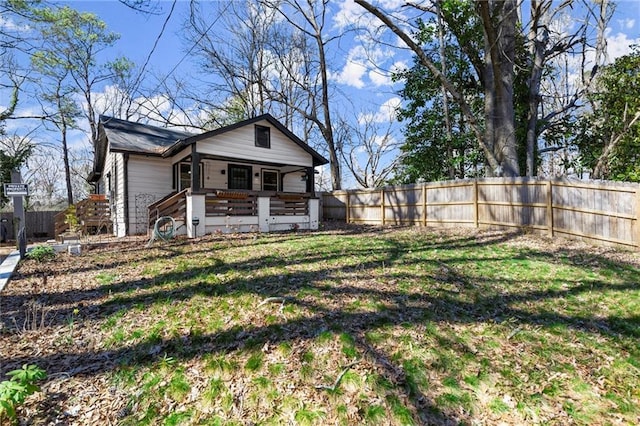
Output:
[355, 0, 504, 175]
[436, 0, 454, 179]
[61, 121, 74, 205]
[315, 7, 340, 190]
[477, 0, 519, 177]
[525, 1, 551, 177]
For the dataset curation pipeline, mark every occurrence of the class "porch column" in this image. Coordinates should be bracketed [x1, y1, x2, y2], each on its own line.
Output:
[191, 149, 201, 192]
[258, 196, 270, 233]
[309, 198, 319, 230]
[186, 191, 206, 238]
[306, 166, 315, 196]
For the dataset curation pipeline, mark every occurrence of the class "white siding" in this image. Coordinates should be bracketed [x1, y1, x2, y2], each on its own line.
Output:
[127, 155, 173, 235]
[104, 151, 127, 237]
[200, 160, 308, 192]
[283, 173, 306, 192]
[196, 119, 312, 167]
[202, 159, 232, 189]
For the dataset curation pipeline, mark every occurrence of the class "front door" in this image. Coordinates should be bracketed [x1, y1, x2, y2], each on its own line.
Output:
[262, 169, 279, 191]
[228, 164, 253, 190]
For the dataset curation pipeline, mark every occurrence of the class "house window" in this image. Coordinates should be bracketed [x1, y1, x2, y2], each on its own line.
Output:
[179, 163, 191, 190]
[176, 162, 204, 191]
[255, 125, 270, 148]
[228, 164, 253, 190]
[262, 170, 279, 191]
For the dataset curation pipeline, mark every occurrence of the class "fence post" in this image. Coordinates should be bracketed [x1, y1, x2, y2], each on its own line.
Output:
[635, 187, 640, 249]
[422, 184, 427, 227]
[380, 189, 385, 226]
[546, 180, 554, 237]
[473, 180, 479, 228]
[345, 191, 350, 224]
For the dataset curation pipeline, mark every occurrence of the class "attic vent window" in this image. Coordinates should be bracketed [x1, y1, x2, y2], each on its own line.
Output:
[255, 125, 270, 149]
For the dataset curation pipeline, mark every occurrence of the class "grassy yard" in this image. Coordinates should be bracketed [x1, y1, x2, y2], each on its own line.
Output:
[0, 226, 639, 425]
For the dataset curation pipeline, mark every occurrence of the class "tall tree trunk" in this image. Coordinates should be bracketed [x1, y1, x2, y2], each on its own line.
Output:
[477, 0, 519, 177]
[436, 0, 454, 179]
[525, 0, 551, 177]
[61, 120, 74, 205]
[55, 82, 74, 205]
[317, 33, 341, 190]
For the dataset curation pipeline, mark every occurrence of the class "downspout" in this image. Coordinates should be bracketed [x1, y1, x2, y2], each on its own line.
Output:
[123, 153, 130, 236]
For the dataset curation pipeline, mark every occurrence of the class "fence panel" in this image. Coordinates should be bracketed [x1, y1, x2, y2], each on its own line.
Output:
[321, 178, 640, 249]
[0, 211, 60, 240]
[349, 190, 382, 224]
[384, 185, 423, 225]
[478, 179, 548, 229]
[551, 181, 637, 246]
[321, 191, 347, 221]
[426, 181, 475, 226]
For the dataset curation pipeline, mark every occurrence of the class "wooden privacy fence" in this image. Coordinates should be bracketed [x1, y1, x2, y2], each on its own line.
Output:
[54, 197, 112, 237]
[0, 211, 60, 240]
[322, 178, 640, 249]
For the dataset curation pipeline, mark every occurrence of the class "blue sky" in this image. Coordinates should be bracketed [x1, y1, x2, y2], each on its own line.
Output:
[65, 0, 640, 89]
[6, 0, 640, 134]
[57, 0, 640, 133]
[3, 0, 640, 190]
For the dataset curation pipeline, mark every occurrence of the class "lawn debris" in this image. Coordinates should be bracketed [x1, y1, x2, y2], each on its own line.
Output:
[314, 361, 360, 392]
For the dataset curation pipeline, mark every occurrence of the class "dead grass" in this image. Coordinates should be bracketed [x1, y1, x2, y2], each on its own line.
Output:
[0, 225, 639, 425]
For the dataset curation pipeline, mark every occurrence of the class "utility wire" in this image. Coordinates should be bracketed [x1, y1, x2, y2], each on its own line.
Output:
[130, 0, 178, 93]
[147, 1, 232, 96]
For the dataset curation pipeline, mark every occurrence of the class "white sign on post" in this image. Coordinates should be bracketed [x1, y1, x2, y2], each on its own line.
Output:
[3, 183, 29, 196]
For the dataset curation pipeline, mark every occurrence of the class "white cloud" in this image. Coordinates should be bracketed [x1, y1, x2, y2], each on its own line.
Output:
[0, 15, 30, 33]
[391, 60, 408, 73]
[372, 133, 398, 148]
[332, 43, 403, 88]
[618, 18, 635, 30]
[368, 69, 391, 86]
[368, 60, 408, 86]
[331, 45, 372, 88]
[332, 0, 367, 31]
[333, 60, 367, 88]
[606, 30, 640, 61]
[358, 97, 401, 124]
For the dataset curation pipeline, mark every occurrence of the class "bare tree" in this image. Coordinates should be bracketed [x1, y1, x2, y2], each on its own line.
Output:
[16, 3, 132, 204]
[187, 0, 343, 189]
[524, 0, 612, 176]
[261, 0, 343, 189]
[338, 112, 401, 189]
[23, 144, 66, 208]
[186, 1, 279, 123]
[355, 0, 508, 174]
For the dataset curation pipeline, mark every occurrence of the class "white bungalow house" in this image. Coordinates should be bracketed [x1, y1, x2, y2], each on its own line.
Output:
[88, 114, 328, 237]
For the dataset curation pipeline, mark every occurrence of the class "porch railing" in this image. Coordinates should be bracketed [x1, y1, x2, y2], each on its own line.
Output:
[204, 190, 310, 217]
[205, 190, 258, 216]
[148, 189, 188, 227]
[270, 192, 310, 216]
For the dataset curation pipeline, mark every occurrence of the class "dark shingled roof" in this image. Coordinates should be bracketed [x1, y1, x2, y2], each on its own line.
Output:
[89, 114, 328, 183]
[100, 116, 193, 155]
